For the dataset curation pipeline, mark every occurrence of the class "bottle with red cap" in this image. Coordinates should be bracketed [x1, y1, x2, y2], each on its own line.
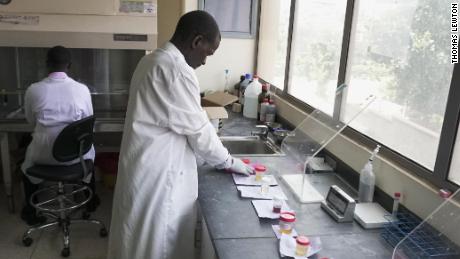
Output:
[254, 164, 266, 181]
[295, 236, 310, 256]
[279, 212, 296, 234]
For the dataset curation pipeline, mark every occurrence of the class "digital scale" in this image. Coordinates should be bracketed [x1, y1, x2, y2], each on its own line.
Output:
[321, 185, 390, 228]
[353, 202, 390, 229]
[320, 185, 356, 223]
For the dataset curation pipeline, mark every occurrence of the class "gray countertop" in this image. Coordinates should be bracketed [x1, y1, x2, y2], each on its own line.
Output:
[197, 111, 393, 259]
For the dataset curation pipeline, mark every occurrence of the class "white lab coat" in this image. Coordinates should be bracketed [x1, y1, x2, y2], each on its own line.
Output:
[21, 72, 95, 184]
[107, 42, 230, 259]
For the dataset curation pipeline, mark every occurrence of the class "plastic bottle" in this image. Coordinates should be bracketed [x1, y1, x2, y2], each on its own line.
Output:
[295, 236, 310, 256]
[392, 192, 401, 218]
[358, 145, 380, 203]
[254, 164, 266, 181]
[259, 98, 270, 122]
[234, 75, 245, 98]
[266, 83, 272, 101]
[279, 212, 296, 234]
[265, 100, 276, 123]
[258, 84, 270, 120]
[243, 75, 262, 118]
[223, 69, 230, 93]
[239, 73, 251, 105]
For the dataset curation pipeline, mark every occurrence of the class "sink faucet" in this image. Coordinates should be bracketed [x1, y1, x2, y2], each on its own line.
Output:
[251, 125, 269, 140]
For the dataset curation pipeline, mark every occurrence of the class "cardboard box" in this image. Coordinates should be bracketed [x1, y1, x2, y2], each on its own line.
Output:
[201, 91, 236, 131]
[203, 106, 228, 120]
[203, 106, 227, 132]
[201, 91, 238, 107]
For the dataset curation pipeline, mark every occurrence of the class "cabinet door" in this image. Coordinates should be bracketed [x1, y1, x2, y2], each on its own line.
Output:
[0, 0, 115, 15]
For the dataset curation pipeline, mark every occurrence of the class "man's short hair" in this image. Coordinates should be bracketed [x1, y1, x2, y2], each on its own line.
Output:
[173, 10, 220, 42]
[47, 46, 71, 69]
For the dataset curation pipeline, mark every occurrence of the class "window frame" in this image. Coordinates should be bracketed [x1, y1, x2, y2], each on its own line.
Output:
[198, 0, 259, 39]
[257, 0, 460, 191]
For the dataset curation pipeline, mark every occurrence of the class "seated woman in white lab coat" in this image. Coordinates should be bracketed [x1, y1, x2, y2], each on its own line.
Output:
[20, 46, 99, 225]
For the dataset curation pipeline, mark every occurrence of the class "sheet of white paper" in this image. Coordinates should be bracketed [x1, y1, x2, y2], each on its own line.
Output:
[279, 235, 322, 258]
[237, 186, 288, 200]
[271, 225, 298, 239]
[251, 200, 293, 219]
[232, 174, 278, 186]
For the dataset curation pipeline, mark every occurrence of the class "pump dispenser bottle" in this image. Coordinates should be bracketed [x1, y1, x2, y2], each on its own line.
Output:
[358, 145, 380, 203]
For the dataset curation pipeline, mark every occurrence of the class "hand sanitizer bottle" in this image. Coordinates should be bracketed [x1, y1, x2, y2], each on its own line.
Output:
[358, 145, 380, 203]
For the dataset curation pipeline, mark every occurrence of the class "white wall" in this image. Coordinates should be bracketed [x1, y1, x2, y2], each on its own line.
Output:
[157, 0, 182, 47]
[159, 0, 256, 92]
[196, 38, 255, 92]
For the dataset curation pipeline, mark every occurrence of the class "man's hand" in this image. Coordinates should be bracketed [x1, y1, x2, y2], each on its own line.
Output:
[227, 157, 254, 176]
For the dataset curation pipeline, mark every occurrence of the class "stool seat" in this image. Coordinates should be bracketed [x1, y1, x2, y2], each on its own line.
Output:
[26, 160, 94, 182]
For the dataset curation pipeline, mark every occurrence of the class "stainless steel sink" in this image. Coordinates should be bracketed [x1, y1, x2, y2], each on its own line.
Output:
[220, 136, 283, 156]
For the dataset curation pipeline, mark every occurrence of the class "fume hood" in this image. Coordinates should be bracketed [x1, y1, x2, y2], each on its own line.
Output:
[0, 0, 157, 50]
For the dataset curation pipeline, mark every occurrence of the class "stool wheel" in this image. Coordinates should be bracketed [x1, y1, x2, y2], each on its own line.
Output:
[100, 228, 108, 237]
[61, 247, 70, 257]
[22, 237, 33, 247]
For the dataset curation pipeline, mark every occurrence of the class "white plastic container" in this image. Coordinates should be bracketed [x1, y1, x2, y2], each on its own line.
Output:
[243, 75, 262, 118]
[358, 145, 380, 203]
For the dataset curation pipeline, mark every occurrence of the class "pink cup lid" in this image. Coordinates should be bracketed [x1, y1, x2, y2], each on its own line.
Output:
[255, 165, 266, 172]
[280, 213, 296, 222]
[296, 236, 310, 245]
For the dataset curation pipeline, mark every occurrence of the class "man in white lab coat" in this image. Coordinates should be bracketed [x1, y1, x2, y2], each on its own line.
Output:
[20, 46, 98, 225]
[107, 10, 253, 259]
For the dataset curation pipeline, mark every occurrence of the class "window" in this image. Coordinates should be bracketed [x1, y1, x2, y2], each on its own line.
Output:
[257, 0, 291, 89]
[341, 0, 454, 170]
[199, 0, 258, 38]
[257, 0, 460, 188]
[288, 0, 347, 116]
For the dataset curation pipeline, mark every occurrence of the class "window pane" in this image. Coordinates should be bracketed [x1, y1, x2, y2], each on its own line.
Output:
[203, 0, 252, 33]
[341, 0, 454, 170]
[257, 0, 291, 89]
[288, 0, 347, 115]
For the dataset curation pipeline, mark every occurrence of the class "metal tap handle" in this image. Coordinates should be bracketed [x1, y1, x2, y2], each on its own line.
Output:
[252, 125, 269, 139]
[255, 125, 269, 133]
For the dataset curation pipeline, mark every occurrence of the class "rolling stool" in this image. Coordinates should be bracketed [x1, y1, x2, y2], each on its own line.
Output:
[22, 116, 107, 257]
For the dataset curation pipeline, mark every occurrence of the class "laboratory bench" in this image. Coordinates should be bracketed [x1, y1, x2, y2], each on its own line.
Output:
[197, 111, 394, 259]
[197, 156, 393, 259]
